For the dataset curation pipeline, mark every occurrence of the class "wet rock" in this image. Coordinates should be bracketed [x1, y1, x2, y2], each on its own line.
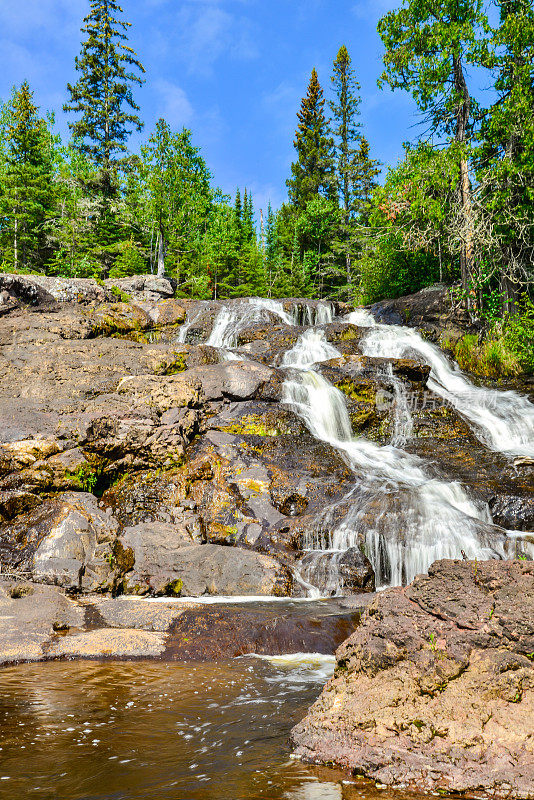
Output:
[370, 283, 476, 341]
[291, 559, 534, 800]
[165, 601, 361, 660]
[0, 489, 42, 521]
[298, 548, 375, 597]
[490, 495, 534, 531]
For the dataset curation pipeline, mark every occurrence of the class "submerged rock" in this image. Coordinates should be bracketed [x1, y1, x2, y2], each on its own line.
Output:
[291, 559, 534, 799]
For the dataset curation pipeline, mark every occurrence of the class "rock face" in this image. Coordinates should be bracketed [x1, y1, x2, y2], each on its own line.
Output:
[291, 559, 534, 800]
[0, 275, 532, 605]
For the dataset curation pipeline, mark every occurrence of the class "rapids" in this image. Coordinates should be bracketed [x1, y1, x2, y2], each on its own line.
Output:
[177, 297, 533, 594]
[351, 309, 534, 459]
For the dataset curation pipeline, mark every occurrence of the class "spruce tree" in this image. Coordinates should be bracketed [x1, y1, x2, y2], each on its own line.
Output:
[243, 189, 255, 242]
[330, 45, 363, 285]
[64, 0, 145, 188]
[234, 188, 243, 245]
[352, 137, 381, 225]
[2, 82, 53, 271]
[330, 47, 362, 220]
[287, 68, 337, 209]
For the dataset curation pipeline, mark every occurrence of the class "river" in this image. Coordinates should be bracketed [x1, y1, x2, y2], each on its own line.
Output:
[0, 657, 425, 800]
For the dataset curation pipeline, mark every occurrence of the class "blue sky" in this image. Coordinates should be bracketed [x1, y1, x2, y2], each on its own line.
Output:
[0, 0, 418, 212]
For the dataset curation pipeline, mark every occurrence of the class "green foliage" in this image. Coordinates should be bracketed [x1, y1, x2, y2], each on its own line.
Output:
[503, 297, 534, 371]
[109, 239, 146, 278]
[66, 465, 98, 493]
[0, 82, 54, 271]
[64, 0, 145, 175]
[140, 119, 213, 282]
[287, 69, 337, 210]
[446, 301, 534, 377]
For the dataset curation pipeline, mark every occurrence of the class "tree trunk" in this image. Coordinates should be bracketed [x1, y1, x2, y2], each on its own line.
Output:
[452, 54, 475, 312]
[14, 214, 18, 273]
[157, 229, 166, 278]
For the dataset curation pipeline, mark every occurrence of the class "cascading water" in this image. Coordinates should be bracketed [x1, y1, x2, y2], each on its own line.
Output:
[350, 309, 534, 459]
[175, 302, 208, 344]
[282, 332, 507, 593]
[281, 329, 340, 369]
[179, 297, 530, 595]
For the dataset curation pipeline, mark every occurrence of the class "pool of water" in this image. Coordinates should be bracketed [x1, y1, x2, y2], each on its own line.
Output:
[0, 657, 425, 800]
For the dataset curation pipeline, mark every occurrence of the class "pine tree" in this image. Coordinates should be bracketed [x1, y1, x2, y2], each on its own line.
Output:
[64, 0, 145, 188]
[330, 45, 363, 286]
[352, 137, 381, 225]
[2, 82, 54, 271]
[287, 68, 337, 209]
[243, 189, 255, 242]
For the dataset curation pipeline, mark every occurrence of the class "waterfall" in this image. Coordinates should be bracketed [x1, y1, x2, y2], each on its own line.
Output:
[180, 299, 529, 596]
[281, 329, 340, 369]
[282, 334, 506, 593]
[176, 302, 209, 344]
[351, 311, 534, 459]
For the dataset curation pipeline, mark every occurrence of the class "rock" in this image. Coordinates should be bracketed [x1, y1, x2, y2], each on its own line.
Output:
[47, 628, 166, 659]
[0, 273, 107, 306]
[291, 559, 534, 800]
[0, 489, 42, 520]
[370, 283, 476, 341]
[0, 580, 83, 665]
[490, 495, 534, 531]
[119, 521, 199, 594]
[179, 362, 275, 402]
[85, 595, 193, 631]
[0, 492, 120, 592]
[122, 541, 293, 597]
[165, 602, 361, 660]
[297, 548, 375, 597]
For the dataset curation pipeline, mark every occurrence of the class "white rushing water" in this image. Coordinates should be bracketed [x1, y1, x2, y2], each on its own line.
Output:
[349, 309, 534, 459]
[178, 297, 531, 595]
[282, 330, 507, 592]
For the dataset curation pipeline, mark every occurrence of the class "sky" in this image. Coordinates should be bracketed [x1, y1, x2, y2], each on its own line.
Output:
[0, 0, 419, 213]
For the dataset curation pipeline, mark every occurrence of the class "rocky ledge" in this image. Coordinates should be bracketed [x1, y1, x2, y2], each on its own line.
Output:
[291, 559, 534, 800]
[0, 578, 363, 665]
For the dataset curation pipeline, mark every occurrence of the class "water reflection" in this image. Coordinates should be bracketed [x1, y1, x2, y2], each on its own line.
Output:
[0, 659, 423, 800]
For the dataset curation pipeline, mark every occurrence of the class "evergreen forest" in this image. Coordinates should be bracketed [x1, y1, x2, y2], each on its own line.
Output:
[1, 0, 533, 373]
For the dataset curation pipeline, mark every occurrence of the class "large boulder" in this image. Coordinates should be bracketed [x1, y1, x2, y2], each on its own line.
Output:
[121, 534, 293, 597]
[291, 559, 534, 799]
[0, 492, 119, 591]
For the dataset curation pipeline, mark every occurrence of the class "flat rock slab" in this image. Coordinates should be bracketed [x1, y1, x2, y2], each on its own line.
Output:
[291, 559, 534, 800]
[84, 595, 195, 632]
[47, 628, 166, 659]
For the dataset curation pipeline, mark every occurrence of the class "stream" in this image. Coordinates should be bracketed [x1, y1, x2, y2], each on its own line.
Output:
[1, 297, 533, 799]
[0, 657, 428, 800]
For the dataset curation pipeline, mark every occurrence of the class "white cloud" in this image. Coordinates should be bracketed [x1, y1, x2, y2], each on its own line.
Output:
[154, 79, 194, 127]
[0, 0, 85, 39]
[170, 1, 259, 75]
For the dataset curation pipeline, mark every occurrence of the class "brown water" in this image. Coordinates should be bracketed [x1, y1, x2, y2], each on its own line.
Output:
[0, 657, 425, 800]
